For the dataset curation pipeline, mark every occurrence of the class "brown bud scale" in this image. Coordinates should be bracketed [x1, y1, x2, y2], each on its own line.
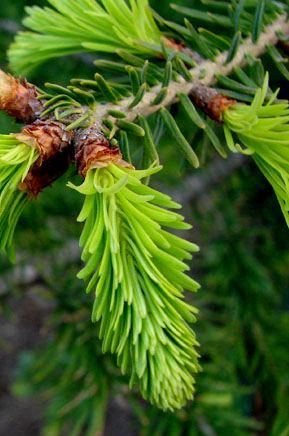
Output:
[19, 149, 72, 197]
[75, 125, 131, 177]
[191, 85, 236, 122]
[0, 70, 43, 123]
[16, 119, 74, 163]
[17, 120, 74, 196]
[207, 94, 237, 123]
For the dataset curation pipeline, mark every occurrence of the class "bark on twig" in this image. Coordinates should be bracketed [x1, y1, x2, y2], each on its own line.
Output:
[190, 85, 236, 122]
[90, 15, 289, 124]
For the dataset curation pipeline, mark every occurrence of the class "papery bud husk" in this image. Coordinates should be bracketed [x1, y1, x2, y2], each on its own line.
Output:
[16, 119, 74, 163]
[75, 125, 132, 177]
[0, 70, 43, 123]
[191, 85, 236, 122]
[19, 148, 72, 196]
[16, 119, 74, 196]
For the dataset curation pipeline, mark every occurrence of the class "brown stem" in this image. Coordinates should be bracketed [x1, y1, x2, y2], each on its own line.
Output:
[190, 84, 236, 122]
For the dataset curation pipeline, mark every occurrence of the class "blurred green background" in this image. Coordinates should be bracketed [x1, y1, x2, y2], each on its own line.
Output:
[1, 1, 289, 435]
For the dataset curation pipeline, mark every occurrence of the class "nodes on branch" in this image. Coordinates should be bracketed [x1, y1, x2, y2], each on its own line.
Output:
[19, 149, 71, 197]
[191, 85, 236, 123]
[16, 120, 74, 196]
[17, 119, 73, 163]
[74, 125, 131, 177]
[0, 70, 43, 123]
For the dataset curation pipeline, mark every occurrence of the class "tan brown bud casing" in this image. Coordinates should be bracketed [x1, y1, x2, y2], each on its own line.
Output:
[17, 120, 74, 196]
[191, 85, 236, 122]
[75, 125, 131, 177]
[0, 70, 43, 123]
[19, 149, 71, 197]
[16, 120, 73, 163]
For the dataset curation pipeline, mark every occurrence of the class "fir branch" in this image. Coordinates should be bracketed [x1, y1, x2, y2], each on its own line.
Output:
[223, 74, 289, 227]
[69, 162, 200, 411]
[9, 0, 162, 74]
[8, 2, 289, 130]
[3, 0, 289, 421]
[89, 14, 289, 123]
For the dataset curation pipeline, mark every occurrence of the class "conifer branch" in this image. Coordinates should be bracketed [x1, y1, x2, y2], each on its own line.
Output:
[222, 75, 289, 227]
[3, 0, 289, 418]
[68, 130, 201, 411]
[91, 14, 289, 124]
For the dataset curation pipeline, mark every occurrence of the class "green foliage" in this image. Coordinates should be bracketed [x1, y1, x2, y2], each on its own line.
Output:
[14, 166, 289, 435]
[224, 74, 289, 226]
[2, 0, 289, 433]
[69, 163, 200, 410]
[0, 134, 38, 260]
[8, 0, 162, 75]
[134, 165, 289, 435]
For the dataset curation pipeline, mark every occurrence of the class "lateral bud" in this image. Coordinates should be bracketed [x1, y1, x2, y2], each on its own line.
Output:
[0, 70, 43, 123]
[191, 85, 236, 123]
[75, 124, 132, 177]
[16, 119, 73, 163]
[19, 149, 71, 196]
[17, 119, 74, 196]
